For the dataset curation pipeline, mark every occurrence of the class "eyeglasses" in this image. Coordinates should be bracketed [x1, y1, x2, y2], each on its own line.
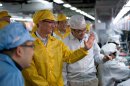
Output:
[42, 20, 56, 24]
[71, 28, 86, 34]
[112, 52, 117, 56]
[21, 44, 35, 49]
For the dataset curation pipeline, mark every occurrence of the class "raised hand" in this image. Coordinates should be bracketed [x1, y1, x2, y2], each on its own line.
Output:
[84, 33, 95, 50]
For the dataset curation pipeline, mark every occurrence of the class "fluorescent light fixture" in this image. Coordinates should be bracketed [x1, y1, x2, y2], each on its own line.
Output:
[124, 0, 130, 6]
[113, 0, 130, 24]
[11, 18, 33, 22]
[84, 13, 95, 20]
[77, 11, 95, 20]
[75, 9, 82, 13]
[72, 7, 95, 20]
[75, 9, 95, 20]
[70, 7, 77, 10]
[53, 0, 64, 4]
[80, 11, 85, 15]
[65, 4, 95, 20]
[37, 0, 50, 4]
[63, 4, 71, 8]
[113, 7, 130, 24]
[0, 3, 2, 6]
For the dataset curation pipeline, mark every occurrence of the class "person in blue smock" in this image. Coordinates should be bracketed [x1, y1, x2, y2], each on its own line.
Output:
[0, 22, 35, 86]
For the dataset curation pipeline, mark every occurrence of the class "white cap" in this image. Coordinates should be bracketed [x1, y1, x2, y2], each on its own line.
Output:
[69, 15, 86, 30]
[108, 35, 120, 45]
[101, 43, 117, 56]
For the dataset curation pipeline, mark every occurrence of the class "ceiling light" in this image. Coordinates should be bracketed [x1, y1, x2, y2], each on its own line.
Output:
[80, 11, 85, 15]
[75, 9, 81, 13]
[75, 9, 95, 20]
[70, 7, 77, 10]
[53, 0, 64, 4]
[64, 4, 95, 20]
[0, 3, 2, 6]
[63, 4, 71, 8]
[37, 0, 50, 4]
[113, 0, 130, 24]
[10, 18, 33, 22]
[124, 0, 130, 6]
[84, 13, 95, 20]
[113, 7, 130, 24]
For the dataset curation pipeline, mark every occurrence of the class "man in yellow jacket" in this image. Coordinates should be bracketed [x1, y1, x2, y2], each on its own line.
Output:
[0, 10, 11, 29]
[22, 9, 95, 86]
[53, 13, 70, 40]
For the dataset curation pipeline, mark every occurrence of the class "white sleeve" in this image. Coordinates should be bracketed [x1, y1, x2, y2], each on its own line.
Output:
[93, 41, 104, 64]
[108, 61, 130, 80]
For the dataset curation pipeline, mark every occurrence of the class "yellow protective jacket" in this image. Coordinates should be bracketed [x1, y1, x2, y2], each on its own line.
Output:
[22, 33, 88, 86]
[54, 27, 71, 40]
[0, 21, 9, 29]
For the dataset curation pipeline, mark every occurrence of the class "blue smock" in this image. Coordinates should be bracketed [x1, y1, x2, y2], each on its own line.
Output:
[0, 54, 24, 86]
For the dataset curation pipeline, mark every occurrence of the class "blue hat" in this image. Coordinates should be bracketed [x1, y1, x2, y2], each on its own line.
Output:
[0, 22, 35, 50]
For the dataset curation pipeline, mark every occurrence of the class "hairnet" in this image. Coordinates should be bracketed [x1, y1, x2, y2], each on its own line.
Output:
[69, 15, 86, 30]
[0, 11, 11, 19]
[0, 22, 35, 50]
[32, 9, 55, 33]
[57, 13, 66, 21]
[101, 43, 117, 56]
[33, 9, 55, 24]
[0, 21, 9, 29]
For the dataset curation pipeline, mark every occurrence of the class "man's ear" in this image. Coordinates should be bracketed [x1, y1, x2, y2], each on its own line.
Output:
[15, 46, 23, 57]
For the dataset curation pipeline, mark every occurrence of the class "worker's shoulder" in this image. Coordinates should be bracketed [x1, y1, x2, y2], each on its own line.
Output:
[0, 61, 21, 77]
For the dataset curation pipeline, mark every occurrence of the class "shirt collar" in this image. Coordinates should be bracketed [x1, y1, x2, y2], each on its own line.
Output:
[35, 31, 55, 40]
[36, 31, 48, 44]
[69, 32, 76, 40]
[36, 31, 46, 40]
[13, 60, 22, 71]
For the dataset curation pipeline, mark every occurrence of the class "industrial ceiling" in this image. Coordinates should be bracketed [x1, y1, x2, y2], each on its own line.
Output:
[0, 0, 128, 22]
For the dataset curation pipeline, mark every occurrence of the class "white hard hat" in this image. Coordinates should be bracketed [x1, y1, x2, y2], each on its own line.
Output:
[69, 15, 86, 30]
